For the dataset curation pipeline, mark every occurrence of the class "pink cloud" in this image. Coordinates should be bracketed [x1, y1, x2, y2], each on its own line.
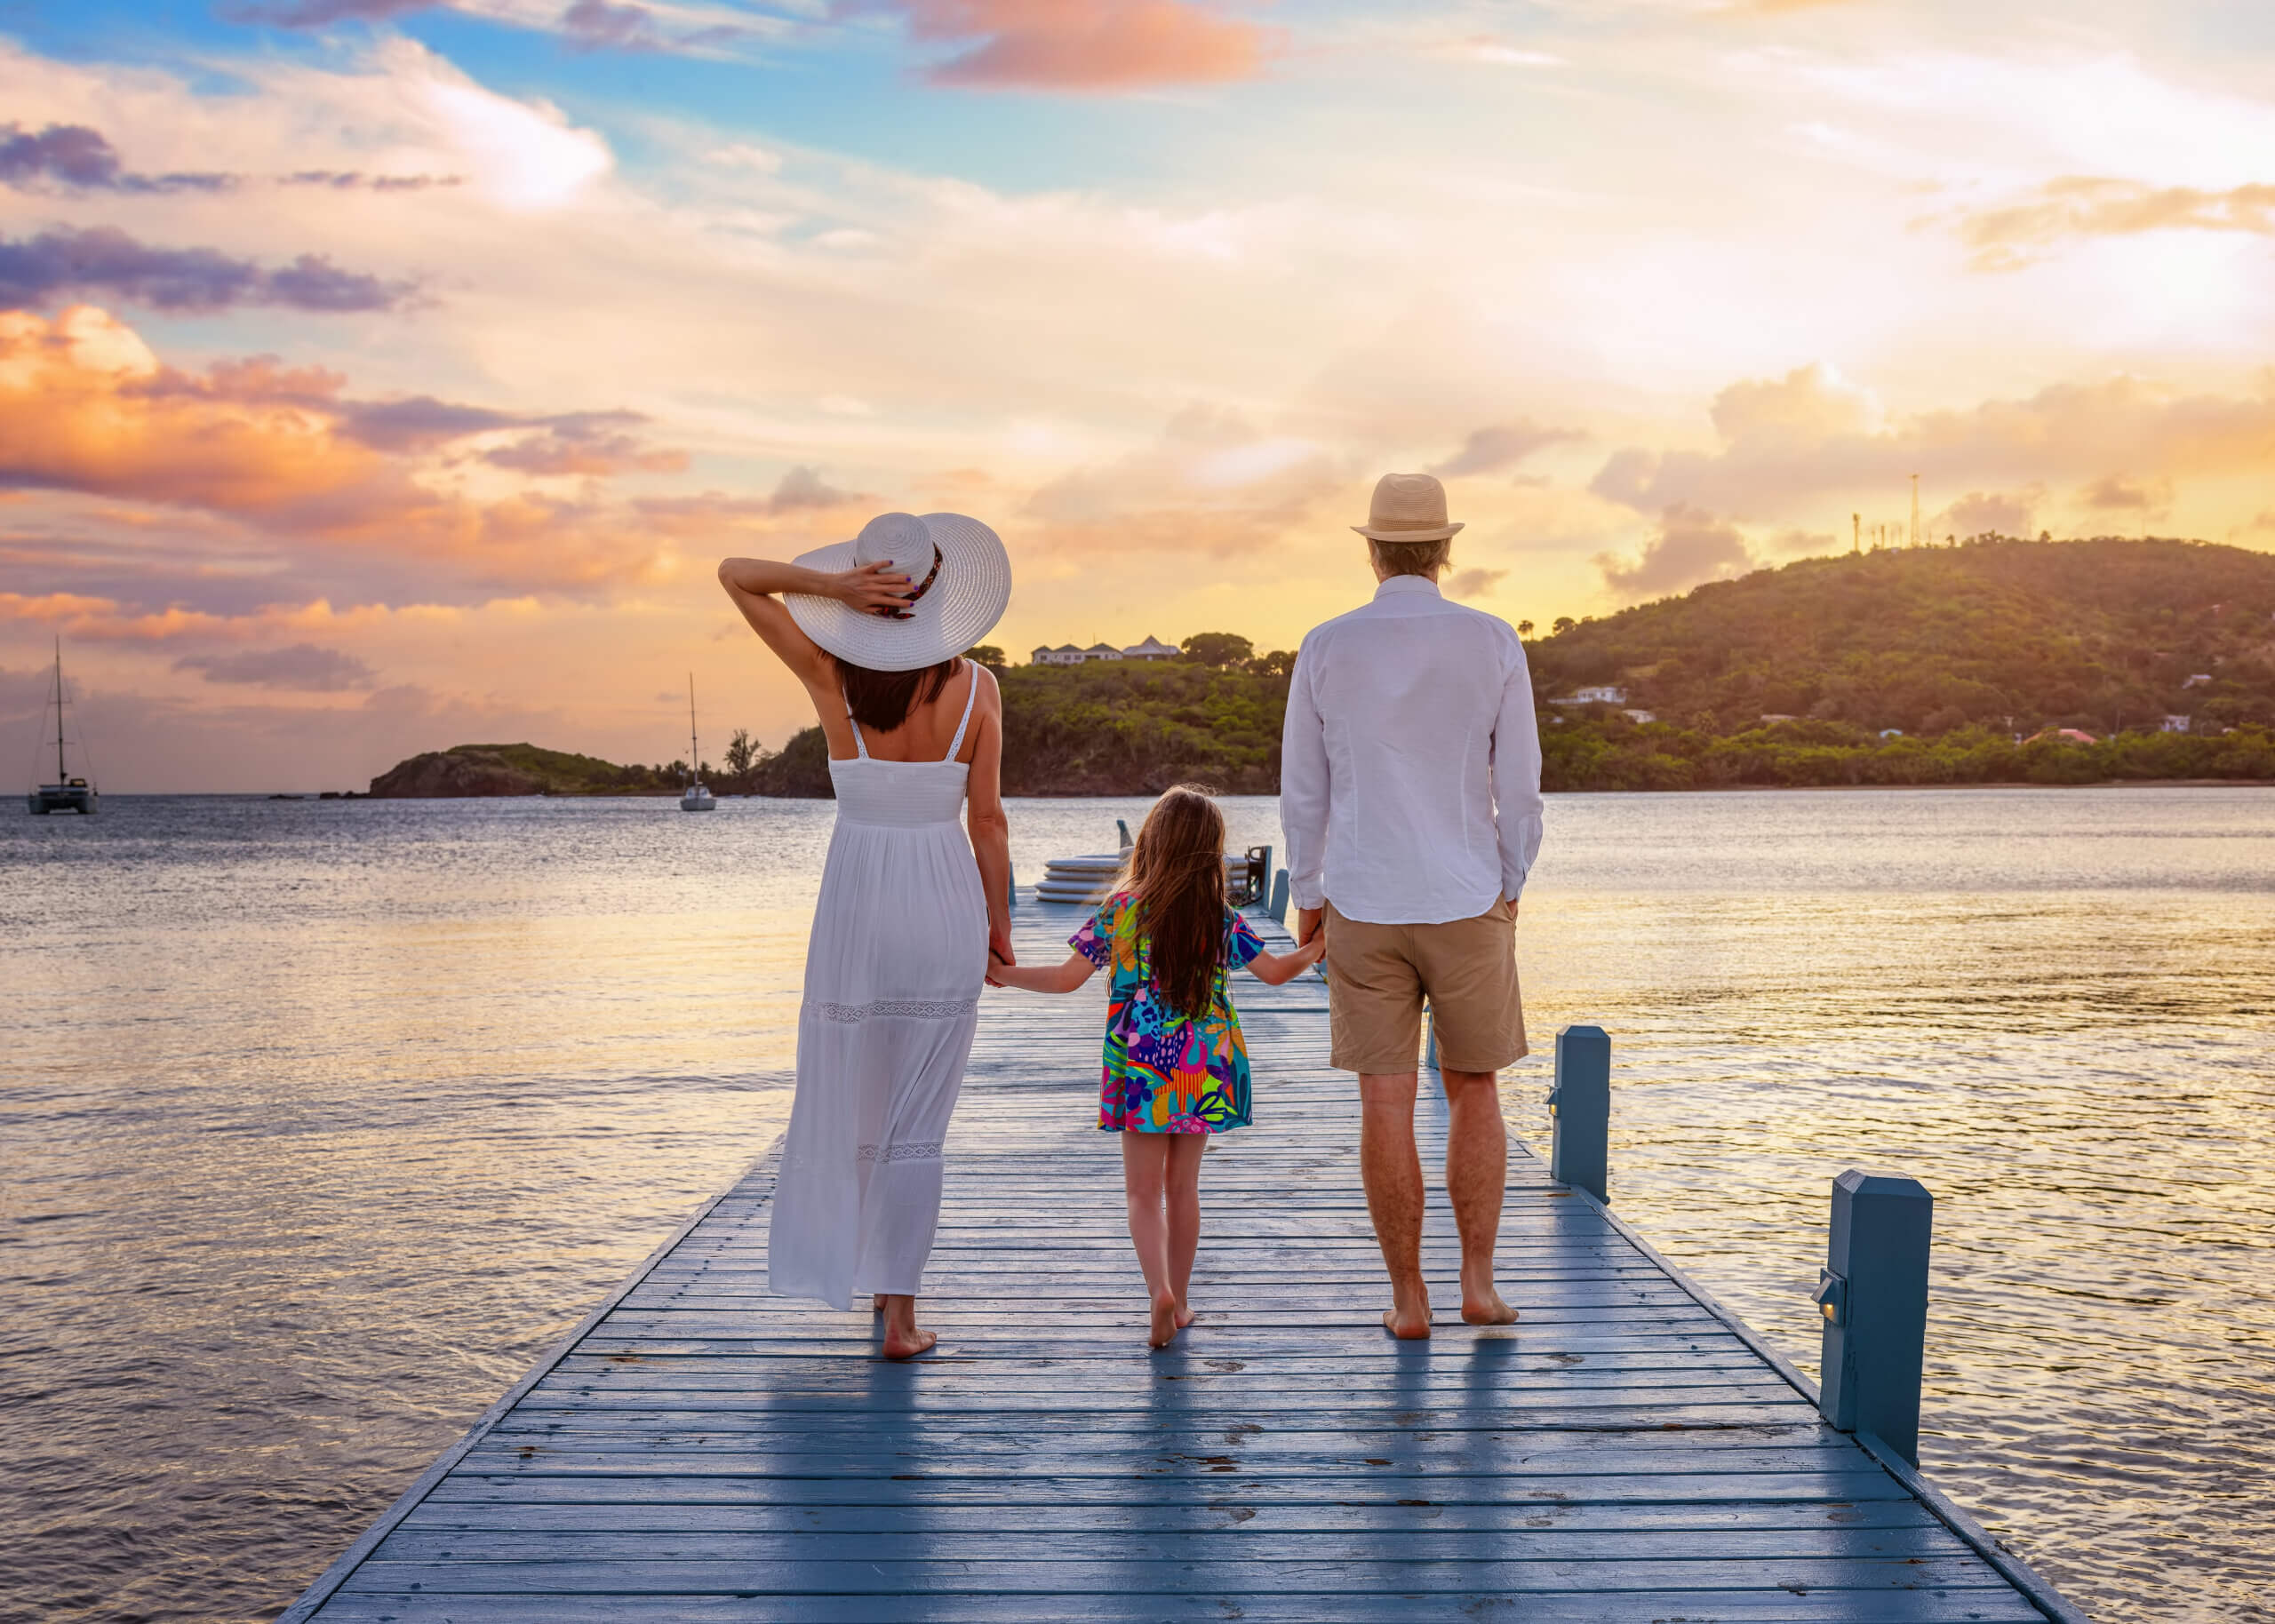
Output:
[866, 0, 1270, 90]
[0, 306, 681, 593]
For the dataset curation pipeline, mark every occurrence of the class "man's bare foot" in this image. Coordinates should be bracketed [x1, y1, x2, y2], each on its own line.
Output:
[1383, 1292, 1433, 1340]
[1461, 1286, 1521, 1325]
[1149, 1289, 1180, 1348]
[881, 1326, 937, 1359]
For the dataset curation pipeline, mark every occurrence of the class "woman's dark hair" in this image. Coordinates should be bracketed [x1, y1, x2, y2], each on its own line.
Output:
[1124, 784, 1228, 1020]
[834, 654, 960, 735]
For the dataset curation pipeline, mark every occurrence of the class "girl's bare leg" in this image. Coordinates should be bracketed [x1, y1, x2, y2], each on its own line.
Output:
[875, 1293, 934, 1359]
[1121, 1134, 1177, 1346]
[1164, 1133, 1208, 1329]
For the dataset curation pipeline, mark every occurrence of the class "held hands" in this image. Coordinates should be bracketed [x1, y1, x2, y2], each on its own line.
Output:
[1293, 907, 1323, 949]
[833, 560, 914, 616]
[984, 921, 1016, 988]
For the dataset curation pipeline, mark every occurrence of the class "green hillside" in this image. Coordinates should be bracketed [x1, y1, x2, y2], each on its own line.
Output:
[371, 538, 2275, 797]
[368, 742, 679, 797]
[749, 652, 1289, 797]
[1527, 537, 2275, 790]
[1532, 537, 2275, 735]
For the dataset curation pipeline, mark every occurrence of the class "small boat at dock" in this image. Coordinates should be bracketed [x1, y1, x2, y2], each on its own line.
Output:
[679, 673, 715, 811]
[27, 641, 98, 816]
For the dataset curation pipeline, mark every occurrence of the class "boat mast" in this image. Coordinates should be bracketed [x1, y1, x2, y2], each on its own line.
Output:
[54, 638, 66, 784]
[687, 673, 698, 784]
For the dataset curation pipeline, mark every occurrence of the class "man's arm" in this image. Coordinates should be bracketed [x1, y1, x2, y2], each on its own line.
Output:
[1491, 633, 1545, 906]
[1279, 634, 1329, 943]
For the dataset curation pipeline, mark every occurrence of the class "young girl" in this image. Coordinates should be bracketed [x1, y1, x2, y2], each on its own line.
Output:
[990, 786, 1324, 1347]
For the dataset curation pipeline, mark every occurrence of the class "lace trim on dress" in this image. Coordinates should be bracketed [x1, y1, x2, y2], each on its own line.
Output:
[810, 997, 979, 1023]
[858, 1141, 944, 1163]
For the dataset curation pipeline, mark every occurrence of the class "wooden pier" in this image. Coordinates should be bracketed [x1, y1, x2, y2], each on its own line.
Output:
[283, 899, 2081, 1623]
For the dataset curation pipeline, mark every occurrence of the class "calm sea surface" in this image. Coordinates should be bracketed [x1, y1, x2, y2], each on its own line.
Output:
[3, 788, 2271, 1622]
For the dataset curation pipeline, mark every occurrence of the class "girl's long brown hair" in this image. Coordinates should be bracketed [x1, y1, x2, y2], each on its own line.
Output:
[1124, 784, 1228, 1020]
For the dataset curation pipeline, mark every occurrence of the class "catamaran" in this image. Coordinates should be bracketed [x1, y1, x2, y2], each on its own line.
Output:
[680, 673, 715, 811]
[28, 640, 97, 815]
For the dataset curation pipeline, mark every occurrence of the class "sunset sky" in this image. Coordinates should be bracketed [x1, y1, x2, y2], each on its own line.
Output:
[5, 0, 2274, 790]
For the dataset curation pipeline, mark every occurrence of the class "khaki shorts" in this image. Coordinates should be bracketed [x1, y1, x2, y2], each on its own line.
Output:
[1323, 898, 1527, 1075]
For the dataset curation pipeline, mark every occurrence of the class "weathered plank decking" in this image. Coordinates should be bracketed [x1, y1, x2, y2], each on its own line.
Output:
[283, 899, 2076, 1623]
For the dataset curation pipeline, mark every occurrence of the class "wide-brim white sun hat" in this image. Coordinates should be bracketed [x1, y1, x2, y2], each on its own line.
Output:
[787, 511, 1012, 673]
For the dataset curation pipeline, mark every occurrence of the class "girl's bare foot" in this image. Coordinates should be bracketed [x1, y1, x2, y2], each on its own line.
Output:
[1149, 1289, 1180, 1348]
[881, 1326, 937, 1360]
[872, 1294, 885, 1314]
[1461, 1286, 1520, 1325]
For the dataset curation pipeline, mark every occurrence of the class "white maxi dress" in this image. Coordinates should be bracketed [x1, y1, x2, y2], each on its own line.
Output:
[767, 664, 988, 1309]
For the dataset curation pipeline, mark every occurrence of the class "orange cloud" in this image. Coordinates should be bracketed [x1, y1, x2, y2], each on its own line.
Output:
[1595, 504, 1752, 601]
[1021, 404, 1347, 556]
[1591, 364, 2275, 522]
[1953, 177, 2275, 271]
[873, 0, 1270, 90]
[0, 306, 676, 592]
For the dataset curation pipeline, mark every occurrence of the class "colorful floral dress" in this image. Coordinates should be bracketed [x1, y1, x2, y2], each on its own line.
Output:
[1072, 891, 1264, 1134]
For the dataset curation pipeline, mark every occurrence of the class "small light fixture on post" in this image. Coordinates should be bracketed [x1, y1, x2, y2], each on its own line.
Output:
[1547, 1025, 1610, 1203]
[1817, 1169, 1933, 1465]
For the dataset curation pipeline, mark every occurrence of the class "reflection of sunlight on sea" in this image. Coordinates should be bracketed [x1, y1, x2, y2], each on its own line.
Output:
[1, 787, 2270, 1622]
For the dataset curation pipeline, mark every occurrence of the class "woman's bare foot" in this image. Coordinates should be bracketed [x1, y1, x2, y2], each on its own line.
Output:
[1461, 1285, 1520, 1325]
[881, 1325, 937, 1359]
[1383, 1287, 1433, 1340]
[1149, 1289, 1180, 1348]
[1174, 1303, 1195, 1330]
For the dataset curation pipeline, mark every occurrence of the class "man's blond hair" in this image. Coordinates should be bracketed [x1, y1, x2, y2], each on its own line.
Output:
[1368, 536, 1452, 578]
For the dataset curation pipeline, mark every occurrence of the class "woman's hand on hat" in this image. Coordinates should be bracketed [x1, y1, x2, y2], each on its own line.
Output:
[832, 560, 913, 615]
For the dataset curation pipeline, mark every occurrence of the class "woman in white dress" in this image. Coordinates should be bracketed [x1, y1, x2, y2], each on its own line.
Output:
[718, 511, 1014, 1359]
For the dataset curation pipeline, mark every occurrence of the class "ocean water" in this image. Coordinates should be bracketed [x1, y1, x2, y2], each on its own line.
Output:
[1, 787, 2270, 1622]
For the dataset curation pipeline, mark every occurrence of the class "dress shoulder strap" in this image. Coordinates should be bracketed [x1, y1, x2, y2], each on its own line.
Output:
[842, 689, 869, 760]
[944, 659, 979, 762]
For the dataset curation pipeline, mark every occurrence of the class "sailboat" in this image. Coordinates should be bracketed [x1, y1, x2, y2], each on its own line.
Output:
[679, 673, 715, 812]
[28, 640, 98, 815]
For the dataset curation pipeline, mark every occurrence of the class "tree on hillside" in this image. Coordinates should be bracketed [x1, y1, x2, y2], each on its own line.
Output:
[1248, 649, 1297, 678]
[1553, 617, 1577, 635]
[965, 645, 1007, 671]
[724, 728, 756, 776]
[1518, 620, 1535, 639]
[1182, 632, 1255, 667]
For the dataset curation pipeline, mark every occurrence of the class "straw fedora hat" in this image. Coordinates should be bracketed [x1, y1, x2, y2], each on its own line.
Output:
[1352, 472, 1465, 544]
[787, 511, 1012, 673]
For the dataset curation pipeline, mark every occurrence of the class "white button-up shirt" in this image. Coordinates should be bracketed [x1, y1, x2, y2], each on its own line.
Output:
[1280, 575, 1545, 925]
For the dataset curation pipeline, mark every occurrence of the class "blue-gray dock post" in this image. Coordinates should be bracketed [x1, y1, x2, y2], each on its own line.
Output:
[1268, 869, 1289, 923]
[1547, 1024, 1609, 1202]
[1815, 1169, 1933, 1465]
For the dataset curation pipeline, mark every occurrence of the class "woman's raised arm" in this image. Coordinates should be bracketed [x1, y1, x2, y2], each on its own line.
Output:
[716, 556, 911, 688]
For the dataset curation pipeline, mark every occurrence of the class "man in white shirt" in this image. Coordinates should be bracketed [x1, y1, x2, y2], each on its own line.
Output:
[1280, 471, 1545, 1339]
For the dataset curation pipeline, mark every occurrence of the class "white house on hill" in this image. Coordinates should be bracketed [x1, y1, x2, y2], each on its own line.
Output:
[1031, 636, 1183, 665]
